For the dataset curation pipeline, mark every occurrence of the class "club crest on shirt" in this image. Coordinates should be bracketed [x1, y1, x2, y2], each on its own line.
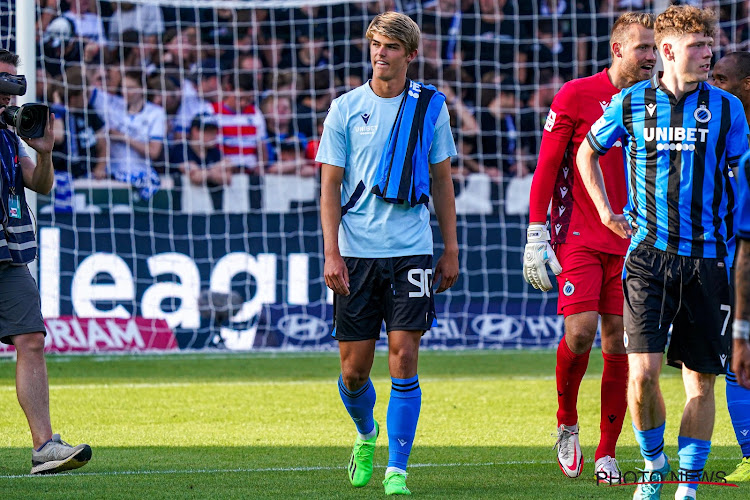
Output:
[563, 280, 575, 296]
[361, 113, 371, 124]
[694, 105, 711, 124]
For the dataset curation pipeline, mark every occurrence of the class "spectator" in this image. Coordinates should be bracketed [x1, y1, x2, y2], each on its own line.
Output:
[266, 136, 317, 177]
[460, 0, 525, 80]
[160, 27, 198, 76]
[100, 49, 123, 95]
[168, 113, 236, 191]
[295, 24, 330, 69]
[115, 30, 158, 75]
[520, 19, 576, 86]
[477, 82, 520, 176]
[107, 2, 165, 42]
[202, 8, 251, 65]
[265, 69, 299, 100]
[93, 69, 165, 199]
[51, 66, 107, 179]
[35, 66, 56, 104]
[173, 58, 220, 139]
[84, 64, 105, 93]
[42, 1, 103, 74]
[261, 95, 315, 176]
[429, 0, 463, 65]
[518, 70, 565, 157]
[147, 74, 182, 140]
[211, 70, 267, 172]
[237, 52, 266, 101]
[296, 68, 337, 139]
[62, 0, 106, 43]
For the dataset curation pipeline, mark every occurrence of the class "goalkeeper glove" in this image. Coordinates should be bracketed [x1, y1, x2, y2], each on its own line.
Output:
[523, 224, 562, 292]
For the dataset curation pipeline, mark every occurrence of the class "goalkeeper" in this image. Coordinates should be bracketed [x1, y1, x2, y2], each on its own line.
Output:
[523, 12, 656, 483]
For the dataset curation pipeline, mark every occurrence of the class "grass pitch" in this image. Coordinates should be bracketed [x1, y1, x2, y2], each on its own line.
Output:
[0, 349, 747, 499]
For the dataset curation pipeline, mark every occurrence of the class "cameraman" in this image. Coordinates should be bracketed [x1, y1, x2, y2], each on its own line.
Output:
[0, 49, 91, 474]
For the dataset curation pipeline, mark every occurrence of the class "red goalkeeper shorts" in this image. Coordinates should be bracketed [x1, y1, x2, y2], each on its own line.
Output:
[553, 243, 625, 317]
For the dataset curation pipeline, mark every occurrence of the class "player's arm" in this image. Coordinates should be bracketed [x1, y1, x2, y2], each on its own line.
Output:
[431, 157, 458, 293]
[575, 92, 631, 239]
[734, 238, 750, 389]
[317, 100, 349, 296]
[522, 85, 578, 291]
[576, 140, 631, 239]
[320, 163, 349, 296]
[733, 150, 750, 389]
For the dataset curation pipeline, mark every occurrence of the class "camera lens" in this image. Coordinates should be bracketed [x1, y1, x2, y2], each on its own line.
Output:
[20, 111, 34, 130]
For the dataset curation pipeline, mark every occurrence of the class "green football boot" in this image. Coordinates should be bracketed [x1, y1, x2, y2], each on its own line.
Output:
[347, 421, 379, 487]
[725, 457, 750, 482]
[383, 472, 411, 496]
[633, 460, 671, 500]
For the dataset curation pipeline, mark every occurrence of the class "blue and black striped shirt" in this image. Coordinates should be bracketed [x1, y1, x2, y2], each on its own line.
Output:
[587, 73, 749, 259]
[737, 150, 750, 241]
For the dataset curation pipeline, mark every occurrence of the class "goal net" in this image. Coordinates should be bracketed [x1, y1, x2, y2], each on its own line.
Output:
[3, 0, 747, 352]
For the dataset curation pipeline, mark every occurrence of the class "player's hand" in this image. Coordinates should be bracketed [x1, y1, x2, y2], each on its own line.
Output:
[433, 249, 459, 293]
[733, 339, 750, 389]
[324, 253, 350, 296]
[522, 224, 562, 292]
[601, 212, 632, 239]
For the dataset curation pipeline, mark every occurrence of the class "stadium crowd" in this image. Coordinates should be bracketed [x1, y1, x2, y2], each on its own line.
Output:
[27, 0, 750, 200]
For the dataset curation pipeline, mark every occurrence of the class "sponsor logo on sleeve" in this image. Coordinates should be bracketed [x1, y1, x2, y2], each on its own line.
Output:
[544, 109, 557, 132]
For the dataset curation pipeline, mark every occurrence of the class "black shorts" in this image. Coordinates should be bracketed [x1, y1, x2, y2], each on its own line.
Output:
[623, 246, 732, 374]
[333, 255, 435, 341]
[0, 262, 46, 345]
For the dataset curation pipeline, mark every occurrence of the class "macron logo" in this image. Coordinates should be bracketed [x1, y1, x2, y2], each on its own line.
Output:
[361, 113, 371, 124]
[398, 439, 408, 447]
[599, 100, 609, 112]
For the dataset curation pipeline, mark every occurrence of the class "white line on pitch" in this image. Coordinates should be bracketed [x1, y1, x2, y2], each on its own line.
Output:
[0, 376, 560, 392]
[0, 457, 740, 480]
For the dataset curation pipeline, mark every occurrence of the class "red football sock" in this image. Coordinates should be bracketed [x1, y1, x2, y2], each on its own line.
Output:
[556, 336, 591, 427]
[596, 352, 628, 461]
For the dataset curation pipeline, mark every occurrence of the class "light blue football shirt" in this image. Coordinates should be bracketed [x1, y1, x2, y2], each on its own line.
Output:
[316, 81, 457, 258]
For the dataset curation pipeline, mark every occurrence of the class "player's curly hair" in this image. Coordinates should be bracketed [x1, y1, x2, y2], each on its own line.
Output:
[654, 5, 717, 48]
[366, 12, 420, 55]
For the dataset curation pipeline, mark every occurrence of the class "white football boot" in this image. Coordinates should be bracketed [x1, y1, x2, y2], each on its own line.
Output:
[594, 455, 622, 484]
[554, 423, 583, 478]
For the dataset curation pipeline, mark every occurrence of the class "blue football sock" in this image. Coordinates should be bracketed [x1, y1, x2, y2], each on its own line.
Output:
[676, 436, 711, 497]
[338, 374, 376, 436]
[387, 375, 422, 472]
[727, 369, 750, 457]
[633, 421, 667, 468]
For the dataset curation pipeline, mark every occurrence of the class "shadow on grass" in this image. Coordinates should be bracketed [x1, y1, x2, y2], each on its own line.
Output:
[0, 445, 746, 499]
[0, 350, 566, 385]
